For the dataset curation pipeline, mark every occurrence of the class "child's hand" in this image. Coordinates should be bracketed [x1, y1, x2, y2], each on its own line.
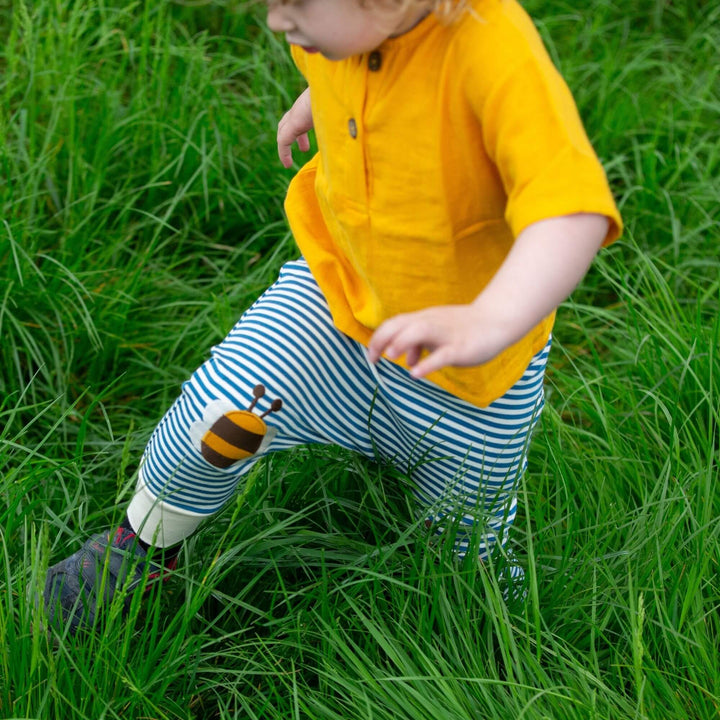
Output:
[367, 305, 506, 379]
[277, 87, 313, 168]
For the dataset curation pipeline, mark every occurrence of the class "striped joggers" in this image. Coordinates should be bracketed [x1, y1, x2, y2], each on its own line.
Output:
[127, 260, 549, 575]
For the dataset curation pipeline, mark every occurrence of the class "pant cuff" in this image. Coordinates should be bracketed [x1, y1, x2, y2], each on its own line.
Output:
[127, 479, 206, 547]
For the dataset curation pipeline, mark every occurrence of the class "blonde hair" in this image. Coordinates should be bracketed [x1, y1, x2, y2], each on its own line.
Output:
[367, 0, 466, 15]
[270, 0, 467, 23]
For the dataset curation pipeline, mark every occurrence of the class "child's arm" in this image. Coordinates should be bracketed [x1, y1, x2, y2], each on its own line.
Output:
[367, 212, 609, 378]
[277, 87, 313, 168]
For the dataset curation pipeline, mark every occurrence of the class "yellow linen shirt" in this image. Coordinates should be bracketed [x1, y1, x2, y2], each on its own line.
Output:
[284, 0, 622, 407]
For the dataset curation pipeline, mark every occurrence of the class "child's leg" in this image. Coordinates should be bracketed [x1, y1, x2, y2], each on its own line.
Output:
[125, 260, 384, 546]
[367, 339, 550, 575]
[43, 260, 384, 630]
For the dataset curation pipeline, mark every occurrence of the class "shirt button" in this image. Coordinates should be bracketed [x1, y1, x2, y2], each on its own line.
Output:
[348, 118, 358, 138]
[368, 51, 382, 71]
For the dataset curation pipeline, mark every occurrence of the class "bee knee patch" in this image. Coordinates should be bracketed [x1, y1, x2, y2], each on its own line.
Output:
[189, 385, 282, 469]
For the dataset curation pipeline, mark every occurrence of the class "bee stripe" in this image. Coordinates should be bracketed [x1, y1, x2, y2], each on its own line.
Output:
[200, 441, 244, 469]
[210, 415, 265, 453]
[200, 415, 266, 468]
[202, 432, 255, 462]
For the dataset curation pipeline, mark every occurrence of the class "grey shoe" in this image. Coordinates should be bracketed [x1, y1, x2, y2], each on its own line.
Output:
[42, 527, 176, 634]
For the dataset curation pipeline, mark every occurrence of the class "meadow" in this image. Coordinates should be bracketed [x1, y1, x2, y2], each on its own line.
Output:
[1, 0, 718, 717]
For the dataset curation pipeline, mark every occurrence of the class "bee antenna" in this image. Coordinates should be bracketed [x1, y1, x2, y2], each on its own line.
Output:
[260, 398, 283, 418]
[248, 384, 265, 412]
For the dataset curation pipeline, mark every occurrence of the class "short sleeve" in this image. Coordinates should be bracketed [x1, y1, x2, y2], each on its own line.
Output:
[464, 39, 622, 245]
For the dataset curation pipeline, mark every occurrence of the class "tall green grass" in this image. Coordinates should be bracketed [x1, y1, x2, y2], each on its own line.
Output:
[1, 0, 719, 718]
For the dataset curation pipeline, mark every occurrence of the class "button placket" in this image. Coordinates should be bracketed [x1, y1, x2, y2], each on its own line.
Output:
[361, 49, 385, 206]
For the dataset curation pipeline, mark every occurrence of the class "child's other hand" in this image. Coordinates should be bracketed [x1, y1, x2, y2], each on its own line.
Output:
[367, 305, 506, 379]
[277, 87, 313, 168]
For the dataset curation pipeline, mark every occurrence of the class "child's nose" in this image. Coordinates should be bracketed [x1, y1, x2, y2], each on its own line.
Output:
[266, 6, 294, 33]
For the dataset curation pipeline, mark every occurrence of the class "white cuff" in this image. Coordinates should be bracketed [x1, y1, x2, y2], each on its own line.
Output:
[127, 479, 206, 547]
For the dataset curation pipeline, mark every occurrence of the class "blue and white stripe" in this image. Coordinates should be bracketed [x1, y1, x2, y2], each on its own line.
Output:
[133, 259, 549, 564]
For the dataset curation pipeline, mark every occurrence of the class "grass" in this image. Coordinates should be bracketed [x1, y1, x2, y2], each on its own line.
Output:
[1, 0, 719, 717]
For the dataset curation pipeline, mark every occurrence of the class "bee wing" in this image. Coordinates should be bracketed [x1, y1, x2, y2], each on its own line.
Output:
[256, 424, 278, 455]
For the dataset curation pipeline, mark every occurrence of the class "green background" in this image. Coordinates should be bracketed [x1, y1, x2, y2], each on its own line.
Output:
[1, 0, 718, 717]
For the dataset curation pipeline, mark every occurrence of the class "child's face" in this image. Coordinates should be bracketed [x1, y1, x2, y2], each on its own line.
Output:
[267, 0, 424, 61]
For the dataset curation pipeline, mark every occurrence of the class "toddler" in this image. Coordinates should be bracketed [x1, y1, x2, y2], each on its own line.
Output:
[43, 0, 622, 632]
